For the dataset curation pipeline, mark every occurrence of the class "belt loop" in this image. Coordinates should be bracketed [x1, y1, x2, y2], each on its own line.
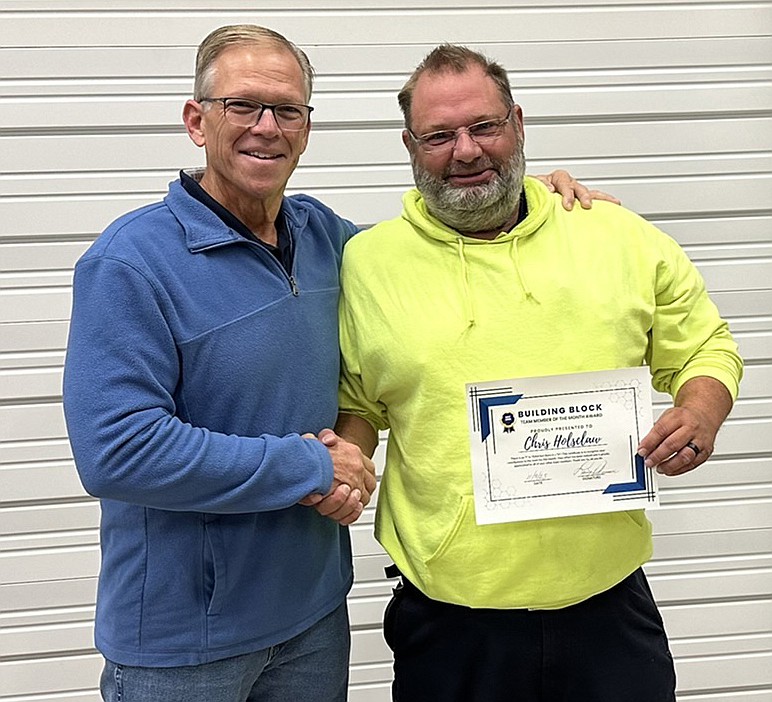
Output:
[385, 563, 401, 579]
[384, 563, 404, 596]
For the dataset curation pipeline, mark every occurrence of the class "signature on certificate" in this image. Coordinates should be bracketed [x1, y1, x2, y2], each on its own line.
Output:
[524, 469, 551, 485]
[573, 460, 615, 480]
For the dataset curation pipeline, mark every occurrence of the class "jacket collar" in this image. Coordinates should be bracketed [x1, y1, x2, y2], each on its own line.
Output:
[165, 171, 308, 253]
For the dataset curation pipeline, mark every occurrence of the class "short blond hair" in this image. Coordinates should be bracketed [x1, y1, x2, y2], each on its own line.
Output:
[194, 24, 314, 102]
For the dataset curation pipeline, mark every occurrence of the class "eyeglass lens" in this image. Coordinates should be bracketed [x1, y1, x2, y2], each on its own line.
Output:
[213, 98, 311, 131]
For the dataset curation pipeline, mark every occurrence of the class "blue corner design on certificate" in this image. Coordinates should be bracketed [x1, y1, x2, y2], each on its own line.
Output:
[478, 394, 522, 442]
[603, 451, 647, 494]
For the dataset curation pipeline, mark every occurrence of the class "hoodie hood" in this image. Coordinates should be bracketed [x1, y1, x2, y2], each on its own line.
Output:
[400, 175, 553, 245]
[400, 176, 554, 323]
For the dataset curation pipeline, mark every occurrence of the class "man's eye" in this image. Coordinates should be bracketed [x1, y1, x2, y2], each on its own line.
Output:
[227, 100, 259, 113]
[469, 121, 499, 136]
[424, 131, 455, 145]
[275, 105, 304, 120]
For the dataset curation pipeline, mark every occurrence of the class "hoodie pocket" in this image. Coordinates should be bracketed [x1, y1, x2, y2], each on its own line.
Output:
[621, 508, 648, 531]
[203, 518, 226, 616]
[424, 495, 473, 568]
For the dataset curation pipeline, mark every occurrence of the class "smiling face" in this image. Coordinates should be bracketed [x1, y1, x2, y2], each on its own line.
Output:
[403, 64, 526, 235]
[183, 43, 311, 229]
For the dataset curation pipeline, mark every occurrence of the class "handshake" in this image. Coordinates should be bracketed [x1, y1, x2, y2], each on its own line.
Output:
[299, 428, 377, 526]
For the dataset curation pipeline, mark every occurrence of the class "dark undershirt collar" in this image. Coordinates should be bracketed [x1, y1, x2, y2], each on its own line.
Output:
[180, 170, 293, 272]
[512, 190, 528, 229]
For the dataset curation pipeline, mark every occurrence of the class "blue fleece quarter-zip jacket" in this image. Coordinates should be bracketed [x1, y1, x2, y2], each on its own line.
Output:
[63, 177, 357, 666]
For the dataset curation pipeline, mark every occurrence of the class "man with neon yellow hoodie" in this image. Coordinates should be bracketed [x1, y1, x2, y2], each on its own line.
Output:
[326, 45, 743, 701]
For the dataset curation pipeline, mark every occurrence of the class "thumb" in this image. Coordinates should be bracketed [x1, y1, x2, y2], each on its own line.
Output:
[318, 428, 340, 446]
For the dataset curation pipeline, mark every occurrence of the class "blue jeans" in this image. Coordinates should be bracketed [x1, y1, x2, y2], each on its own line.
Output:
[100, 603, 350, 702]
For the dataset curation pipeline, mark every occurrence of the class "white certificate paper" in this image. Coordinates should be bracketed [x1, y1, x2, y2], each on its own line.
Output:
[466, 367, 658, 524]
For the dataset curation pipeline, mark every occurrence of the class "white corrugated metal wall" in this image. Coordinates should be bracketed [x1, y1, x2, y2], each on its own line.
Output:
[1, 1, 770, 700]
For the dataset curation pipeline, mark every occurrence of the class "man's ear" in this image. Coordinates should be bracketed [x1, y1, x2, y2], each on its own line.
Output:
[512, 104, 525, 144]
[298, 118, 312, 156]
[182, 100, 206, 147]
[402, 129, 412, 152]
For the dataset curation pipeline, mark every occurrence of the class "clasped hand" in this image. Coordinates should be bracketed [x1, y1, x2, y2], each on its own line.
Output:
[299, 429, 376, 525]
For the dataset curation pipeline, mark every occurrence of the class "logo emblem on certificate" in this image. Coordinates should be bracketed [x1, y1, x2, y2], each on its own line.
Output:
[466, 367, 658, 524]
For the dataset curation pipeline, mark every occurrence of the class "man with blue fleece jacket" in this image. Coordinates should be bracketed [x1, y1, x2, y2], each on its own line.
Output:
[63, 25, 375, 702]
[63, 24, 604, 702]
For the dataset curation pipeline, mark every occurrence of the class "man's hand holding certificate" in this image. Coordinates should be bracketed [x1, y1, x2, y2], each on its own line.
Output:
[467, 367, 658, 524]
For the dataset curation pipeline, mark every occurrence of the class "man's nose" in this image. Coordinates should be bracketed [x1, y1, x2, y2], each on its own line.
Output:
[451, 130, 483, 162]
[250, 107, 282, 136]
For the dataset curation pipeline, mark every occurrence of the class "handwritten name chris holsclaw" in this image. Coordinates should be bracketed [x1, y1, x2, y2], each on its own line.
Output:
[523, 430, 602, 451]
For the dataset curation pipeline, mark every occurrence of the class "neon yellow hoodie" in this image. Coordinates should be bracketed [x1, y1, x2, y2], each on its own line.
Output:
[338, 177, 742, 609]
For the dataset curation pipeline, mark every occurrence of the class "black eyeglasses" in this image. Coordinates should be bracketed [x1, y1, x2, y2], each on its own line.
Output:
[200, 97, 313, 131]
[407, 107, 514, 153]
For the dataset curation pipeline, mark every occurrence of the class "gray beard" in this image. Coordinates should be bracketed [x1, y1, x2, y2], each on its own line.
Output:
[412, 145, 526, 234]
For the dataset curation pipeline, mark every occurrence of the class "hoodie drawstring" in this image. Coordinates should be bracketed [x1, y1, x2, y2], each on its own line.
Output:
[456, 236, 538, 328]
[457, 238, 476, 328]
[510, 237, 536, 302]
[455, 233, 539, 334]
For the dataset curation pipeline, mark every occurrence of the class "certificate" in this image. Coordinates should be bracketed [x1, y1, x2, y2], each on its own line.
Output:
[466, 367, 658, 524]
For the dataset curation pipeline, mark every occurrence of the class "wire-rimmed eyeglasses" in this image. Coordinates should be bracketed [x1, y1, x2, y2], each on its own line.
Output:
[407, 107, 514, 153]
[200, 97, 314, 131]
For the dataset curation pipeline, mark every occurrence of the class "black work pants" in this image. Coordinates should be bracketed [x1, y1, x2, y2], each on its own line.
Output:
[383, 568, 676, 702]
